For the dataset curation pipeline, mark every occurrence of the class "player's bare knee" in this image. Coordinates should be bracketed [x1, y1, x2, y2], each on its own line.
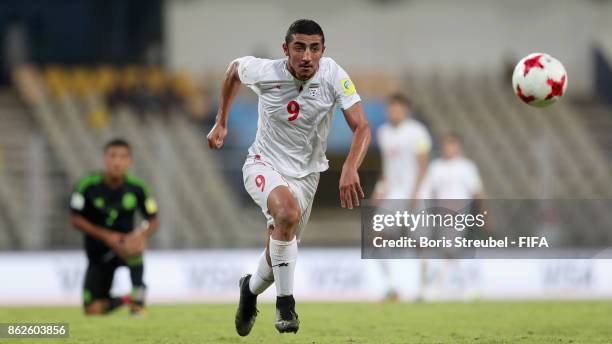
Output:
[273, 206, 301, 240]
[275, 206, 300, 228]
[268, 187, 301, 239]
[84, 308, 102, 315]
[84, 301, 106, 315]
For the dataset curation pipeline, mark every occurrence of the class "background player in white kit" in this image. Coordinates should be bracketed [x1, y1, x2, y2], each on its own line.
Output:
[420, 133, 484, 201]
[418, 133, 485, 297]
[206, 19, 371, 335]
[373, 94, 431, 302]
[374, 94, 431, 201]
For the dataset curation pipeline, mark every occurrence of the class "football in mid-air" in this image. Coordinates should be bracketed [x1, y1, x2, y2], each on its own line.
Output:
[512, 53, 568, 107]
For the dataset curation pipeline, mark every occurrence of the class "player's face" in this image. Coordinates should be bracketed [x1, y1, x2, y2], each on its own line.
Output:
[386, 102, 409, 126]
[283, 34, 325, 80]
[442, 138, 461, 159]
[103, 146, 132, 179]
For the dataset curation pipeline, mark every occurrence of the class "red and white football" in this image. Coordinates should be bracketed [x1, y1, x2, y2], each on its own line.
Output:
[512, 53, 568, 107]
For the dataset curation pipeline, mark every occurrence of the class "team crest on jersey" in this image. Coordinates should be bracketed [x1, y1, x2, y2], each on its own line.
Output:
[341, 78, 356, 96]
[122, 192, 137, 210]
[308, 86, 320, 98]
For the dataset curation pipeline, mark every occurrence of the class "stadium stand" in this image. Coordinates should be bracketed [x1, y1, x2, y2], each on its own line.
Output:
[0, 87, 65, 249]
[404, 68, 612, 198]
[12, 66, 255, 248]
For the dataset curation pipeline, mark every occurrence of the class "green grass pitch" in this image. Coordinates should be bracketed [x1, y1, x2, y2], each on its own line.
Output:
[1, 301, 611, 343]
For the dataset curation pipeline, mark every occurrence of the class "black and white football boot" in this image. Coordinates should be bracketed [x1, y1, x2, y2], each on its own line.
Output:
[275, 295, 299, 334]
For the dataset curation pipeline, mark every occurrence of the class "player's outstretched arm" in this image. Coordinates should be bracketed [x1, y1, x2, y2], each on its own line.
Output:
[206, 60, 242, 149]
[340, 101, 371, 209]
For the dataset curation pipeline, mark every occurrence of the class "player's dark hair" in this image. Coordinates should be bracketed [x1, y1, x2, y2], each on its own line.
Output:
[387, 93, 411, 108]
[285, 19, 325, 45]
[443, 132, 463, 144]
[104, 138, 131, 153]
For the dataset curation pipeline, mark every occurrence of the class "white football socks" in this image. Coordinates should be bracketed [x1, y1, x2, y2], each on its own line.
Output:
[269, 236, 298, 297]
[248, 249, 274, 295]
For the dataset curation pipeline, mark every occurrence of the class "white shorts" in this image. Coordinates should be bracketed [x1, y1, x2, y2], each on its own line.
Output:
[242, 156, 320, 241]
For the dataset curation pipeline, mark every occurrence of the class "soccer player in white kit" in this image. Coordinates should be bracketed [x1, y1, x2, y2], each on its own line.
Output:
[206, 19, 371, 335]
[420, 132, 483, 201]
[374, 94, 431, 201]
[373, 94, 431, 302]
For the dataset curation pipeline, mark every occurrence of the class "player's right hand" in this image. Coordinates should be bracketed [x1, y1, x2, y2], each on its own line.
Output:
[104, 232, 131, 259]
[206, 123, 228, 149]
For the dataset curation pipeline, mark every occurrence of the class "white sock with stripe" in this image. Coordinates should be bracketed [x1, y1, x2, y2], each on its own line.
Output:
[269, 237, 298, 296]
[249, 249, 274, 295]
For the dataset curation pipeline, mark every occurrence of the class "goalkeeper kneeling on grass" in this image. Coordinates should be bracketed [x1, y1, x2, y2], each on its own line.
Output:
[70, 138, 159, 316]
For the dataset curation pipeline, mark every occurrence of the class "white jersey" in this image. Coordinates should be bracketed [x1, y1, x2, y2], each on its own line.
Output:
[377, 119, 431, 199]
[420, 156, 483, 199]
[236, 56, 361, 178]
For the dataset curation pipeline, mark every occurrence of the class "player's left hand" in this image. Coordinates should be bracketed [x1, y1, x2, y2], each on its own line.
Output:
[339, 165, 364, 209]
